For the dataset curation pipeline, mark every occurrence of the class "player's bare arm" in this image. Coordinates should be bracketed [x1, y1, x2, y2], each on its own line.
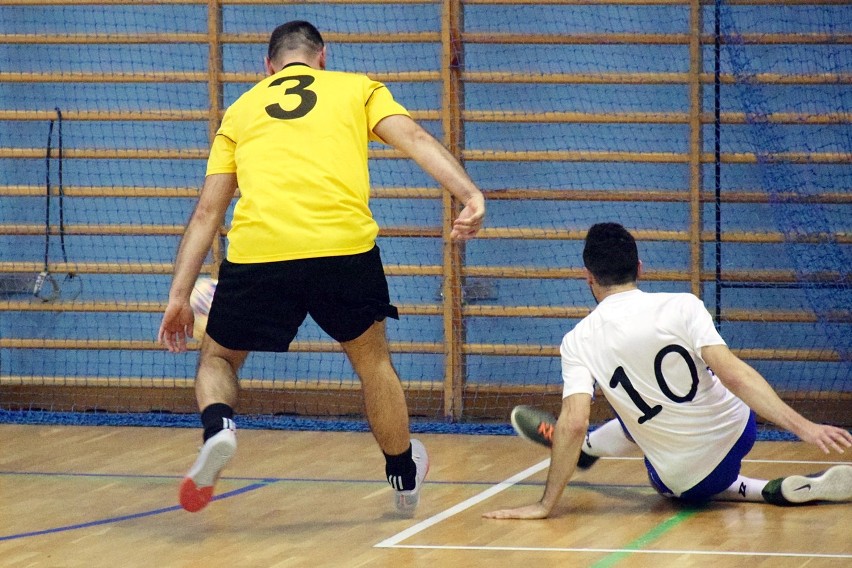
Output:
[701, 344, 852, 454]
[372, 114, 485, 241]
[483, 393, 592, 519]
[159, 173, 238, 353]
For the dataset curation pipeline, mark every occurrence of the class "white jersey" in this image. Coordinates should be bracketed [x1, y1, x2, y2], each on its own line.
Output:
[561, 289, 751, 495]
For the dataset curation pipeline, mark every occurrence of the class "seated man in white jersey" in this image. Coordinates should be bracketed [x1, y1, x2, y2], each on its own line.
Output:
[484, 223, 852, 519]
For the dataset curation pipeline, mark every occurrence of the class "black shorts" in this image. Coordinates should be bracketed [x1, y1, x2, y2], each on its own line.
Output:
[206, 246, 399, 352]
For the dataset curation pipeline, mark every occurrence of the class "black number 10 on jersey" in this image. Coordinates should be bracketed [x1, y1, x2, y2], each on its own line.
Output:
[610, 345, 700, 424]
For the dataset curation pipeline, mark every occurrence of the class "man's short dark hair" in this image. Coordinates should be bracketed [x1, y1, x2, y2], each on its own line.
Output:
[268, 21, 324, 62]
[582, 223, 639, 286]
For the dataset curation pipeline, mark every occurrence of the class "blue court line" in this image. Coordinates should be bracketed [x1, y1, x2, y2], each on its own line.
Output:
[0, 470, 648, 490]
[0, 470, 650, 543]
[0, 471, 648, 542]
[0, 480, 275, 542]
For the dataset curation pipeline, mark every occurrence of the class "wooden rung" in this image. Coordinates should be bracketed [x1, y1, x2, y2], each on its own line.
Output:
[714, 151, 851, 164]
[462, 71, 851, 85]
[0, 261, 441, 277]
[1, 224, 185, 236]
[462, 149, 851, 164]
[462, 0, 849, 5]
[474, 227, 684, 240]
[0, 376, 196, 388]
[705, 231, 852, 245]
[3, 147, 847, 164]
[0, 147, 408, 160]
[2, 301, 844, 325]
[480, 189, 851, 204]
[371, 264, 442, 276]
[0, 338, 444, 353]
[3, 70, 846, 86]
[463, 32, 690, 45]
[0, 224, 441, 239]
[15, 31, 836, 49]
[0, 0, 211, 4]
[461, 32, 850, 45]
[465, 110, 689, 124]
[0, 71, 441, 84]
[463, 306, 592, 319]
[223, 0, 437, 4]
[463, 110, 851, 125]
[713, 33, 852, 45]
[0, 338, 840, 362]
[222, 32, 440, 44]
[1, 33, 209, 44]
[1, 262, 842, 284]
[3, 186, 848, 204]
[460, 344, 840, 362]
[461, 266, 848, 284]
[463, 149, 690, 162]
[0, 301, 445, 317]
[0, 71, 208, 83]
[3, 109, 846, 126]
[0, 301, 165, 313]
[0, 262, 184, 275]
[0, 109, 438, 122]
[0, 185, 442, 199]
[0, 0, 439, 7]
[0, 147, 208, 160]
[225, 71, 440, 83]
[0, 375, 444, 390]
[0, 110, 208, 121]
[721, 309, 852, 324]
[0, 32, 440, 45]
[471, 227, 850, 244]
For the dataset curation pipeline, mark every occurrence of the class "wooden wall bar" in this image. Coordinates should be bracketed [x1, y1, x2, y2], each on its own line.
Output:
[0, 0, 848, 424]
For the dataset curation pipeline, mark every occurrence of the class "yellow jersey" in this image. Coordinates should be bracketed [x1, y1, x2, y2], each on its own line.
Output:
[206, 62, 410, 263]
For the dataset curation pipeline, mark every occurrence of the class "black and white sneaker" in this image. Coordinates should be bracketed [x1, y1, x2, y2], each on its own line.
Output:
[510, 405, 599, 470]
[762, 465, 852, 505]
[393, 439, 429, 516]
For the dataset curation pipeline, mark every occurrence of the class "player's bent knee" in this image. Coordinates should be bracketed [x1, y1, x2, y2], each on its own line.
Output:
[199, 336, 248, 371]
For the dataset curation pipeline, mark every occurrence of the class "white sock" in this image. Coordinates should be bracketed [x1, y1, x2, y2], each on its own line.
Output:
[713, 475, 769, 502]
[583, 419, 638, 457]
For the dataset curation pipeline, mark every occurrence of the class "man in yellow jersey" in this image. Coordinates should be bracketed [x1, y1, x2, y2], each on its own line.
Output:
[158, 21, 485, 515]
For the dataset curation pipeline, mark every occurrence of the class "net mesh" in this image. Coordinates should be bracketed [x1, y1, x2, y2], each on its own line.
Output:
[0, 1, 849, 427]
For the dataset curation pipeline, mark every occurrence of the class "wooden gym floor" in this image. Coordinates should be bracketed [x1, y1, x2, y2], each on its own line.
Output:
[0, 424, 849, 568]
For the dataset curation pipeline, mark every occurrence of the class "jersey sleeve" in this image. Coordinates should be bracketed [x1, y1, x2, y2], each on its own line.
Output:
[684, 295, 726, 351]
[364, 81, 410, 143]
[560, 331, 596, 399]
[206, 109, 237, 175]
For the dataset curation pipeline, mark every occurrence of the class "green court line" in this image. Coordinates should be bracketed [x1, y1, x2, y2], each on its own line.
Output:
[590, 508, 699, 568]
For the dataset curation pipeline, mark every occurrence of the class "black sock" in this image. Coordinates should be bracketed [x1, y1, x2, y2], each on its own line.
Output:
[201, 403, 235, 442]
[384, 444, 416, 491]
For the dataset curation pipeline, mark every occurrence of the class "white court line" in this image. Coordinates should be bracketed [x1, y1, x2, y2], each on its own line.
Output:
[743, 458, 852, 465]
[385, 544, 852, 560]
[374, 458, 550, 548]
[597, 457, 852, 466]
[376, 455, 852, 556]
